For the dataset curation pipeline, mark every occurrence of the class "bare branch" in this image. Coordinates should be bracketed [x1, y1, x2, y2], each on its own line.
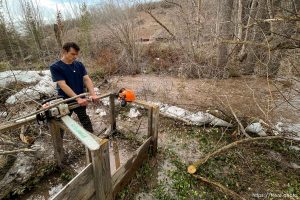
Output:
[194, 175, 246, 200]
[144, 9, 175, 39]
[0, 148, 35, 155]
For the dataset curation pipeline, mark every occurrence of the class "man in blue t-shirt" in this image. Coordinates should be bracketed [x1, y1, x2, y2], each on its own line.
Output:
[50, 42, 97, 133]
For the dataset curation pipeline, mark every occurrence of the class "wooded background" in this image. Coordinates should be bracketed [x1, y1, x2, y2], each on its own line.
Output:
[0, 0, 299, 78]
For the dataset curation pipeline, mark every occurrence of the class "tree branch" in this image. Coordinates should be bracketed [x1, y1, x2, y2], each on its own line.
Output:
[188, 136, 299, 174]
[194, 175, 246, 200]
[144, 10, 175, 39]
[0, 148, 35, 155]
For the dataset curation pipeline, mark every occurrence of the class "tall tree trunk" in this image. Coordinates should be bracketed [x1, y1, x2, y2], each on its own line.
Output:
[4, 0, 24, 60]
[239, 0, 257, 60]
[237, 0, 243, 41]
[217, 0, 234, 72]
[266, 0, 274, 37]
[54, 24, 62, 49]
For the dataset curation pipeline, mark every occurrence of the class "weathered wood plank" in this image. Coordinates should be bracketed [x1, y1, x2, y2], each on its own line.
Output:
[109, 94, 116, 132]
[49, 120, 64, 166]
[92, 139, 113, 200]
[113, 140, 120, 170]
[51, 164, 95, 200]
[151, 106, 160, 155]
[147, 107, 153, 138]
[86, 147, 92, 164]
[0, 116, 36, 133]
[133, 100, 153, 109]
[112, 137, 152, 197]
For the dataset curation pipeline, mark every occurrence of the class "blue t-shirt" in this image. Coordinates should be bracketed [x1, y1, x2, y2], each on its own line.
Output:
[49, 60, 87, 98]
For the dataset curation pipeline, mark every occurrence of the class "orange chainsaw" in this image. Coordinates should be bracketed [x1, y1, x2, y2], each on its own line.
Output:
[117, 88, 136, 107]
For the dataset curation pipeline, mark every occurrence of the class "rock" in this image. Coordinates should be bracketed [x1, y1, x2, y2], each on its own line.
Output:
[0, 153, 36, 198]
[128, 108, 141, 118]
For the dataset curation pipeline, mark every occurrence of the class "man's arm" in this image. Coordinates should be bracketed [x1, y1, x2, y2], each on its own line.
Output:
[57, 80, 88, 106]
[83, 75, 98, 102]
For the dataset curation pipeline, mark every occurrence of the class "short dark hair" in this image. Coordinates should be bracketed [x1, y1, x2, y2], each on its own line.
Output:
[62, 42, 80, 52]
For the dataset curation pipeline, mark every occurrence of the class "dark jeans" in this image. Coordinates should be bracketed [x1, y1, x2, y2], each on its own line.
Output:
[60, 106, 94, 137]
[70, 106, 94, 133]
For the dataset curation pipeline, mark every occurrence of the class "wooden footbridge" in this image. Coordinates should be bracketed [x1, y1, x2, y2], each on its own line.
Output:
[0, 93, 160, 200]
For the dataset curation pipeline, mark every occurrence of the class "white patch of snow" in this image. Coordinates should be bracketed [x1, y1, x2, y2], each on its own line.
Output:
[0, 70, 46, 87]
[94, 87, 100, 95]
[290, 163, 300, 169]
[0, 112, 7, 117]
[135, 192, 156, 200]
[289, 146, 300, 151]
[160, 104, 232, 127]
[210, 117, 233, 127]
[276, 122, 300, 136]
[245, 122, 267, 136]
[26, 194, 46, 200]
[101, 97, 110, 106]
[2, 70, 56, 104]
[95, 108, 107, 117]
[48, 183, 63, 198]
[128, 108, 141, 118]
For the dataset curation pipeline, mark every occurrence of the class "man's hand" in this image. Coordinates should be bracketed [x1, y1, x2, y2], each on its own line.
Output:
[89, 94, 99, 103]
[76, 97, 88, 106]
[42, 102, 50, 109]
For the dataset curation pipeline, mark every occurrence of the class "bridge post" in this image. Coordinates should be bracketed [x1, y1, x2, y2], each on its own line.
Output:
[109, 94, 116, 133]
[49, 120, 64, 167]
[92, 139, 113, 200]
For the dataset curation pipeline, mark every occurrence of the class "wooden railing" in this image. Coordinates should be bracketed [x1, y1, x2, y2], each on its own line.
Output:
[0, 93, 159, 200]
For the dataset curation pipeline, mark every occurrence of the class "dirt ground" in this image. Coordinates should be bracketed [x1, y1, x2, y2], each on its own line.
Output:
[106, 75, 300, 124]
[0, 75, 299, 199]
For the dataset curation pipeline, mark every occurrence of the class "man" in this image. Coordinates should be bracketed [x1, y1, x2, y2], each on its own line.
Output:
[50, 42, 97, 133]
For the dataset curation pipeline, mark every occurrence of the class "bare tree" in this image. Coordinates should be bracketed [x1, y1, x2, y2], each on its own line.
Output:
[216, 0, 234, 71]
[3, 0, 24, 60]
[79, 2, 92, 59]
[19, 0, 46, 61]
[97, 1, 141, 74]
[54, 10, 63, 49]
[0, 0, 14, 60]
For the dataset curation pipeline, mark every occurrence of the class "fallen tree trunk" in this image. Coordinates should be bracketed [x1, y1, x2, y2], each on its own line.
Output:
[188, 135, 299, 174]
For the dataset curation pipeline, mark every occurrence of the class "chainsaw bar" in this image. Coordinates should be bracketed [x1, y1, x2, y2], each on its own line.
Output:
[61, 115, 100, 151]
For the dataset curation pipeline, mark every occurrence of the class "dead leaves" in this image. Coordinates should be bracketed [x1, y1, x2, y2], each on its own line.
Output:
[19, 125, 35, 145]
[19, 133, 34, 145]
